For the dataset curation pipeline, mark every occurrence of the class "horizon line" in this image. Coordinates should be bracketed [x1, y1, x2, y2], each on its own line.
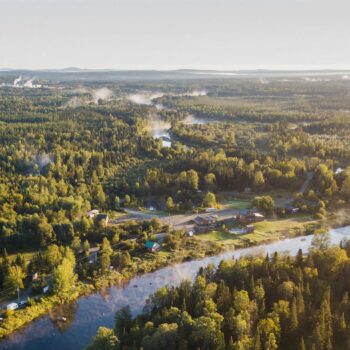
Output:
[2, 64, 350, 73]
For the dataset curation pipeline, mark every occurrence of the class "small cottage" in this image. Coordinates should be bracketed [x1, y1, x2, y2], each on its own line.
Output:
[145, 241, 160, 252]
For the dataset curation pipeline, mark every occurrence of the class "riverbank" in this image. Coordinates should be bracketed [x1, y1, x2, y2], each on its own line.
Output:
[2, 224, 350, 350]
[0, 215, 332, 341]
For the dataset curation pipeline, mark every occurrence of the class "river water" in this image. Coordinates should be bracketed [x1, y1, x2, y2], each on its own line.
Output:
[1, 226, 350, 350]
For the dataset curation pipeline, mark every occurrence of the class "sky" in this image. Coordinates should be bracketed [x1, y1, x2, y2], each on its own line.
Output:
[0, 0, 349, 70]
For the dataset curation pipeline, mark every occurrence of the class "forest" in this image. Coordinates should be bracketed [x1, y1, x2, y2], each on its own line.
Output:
[87, 233, 350, 350]
[0, 73, 350, 341]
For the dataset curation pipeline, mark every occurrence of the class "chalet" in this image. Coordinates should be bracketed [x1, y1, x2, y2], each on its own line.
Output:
[145, 240, 160, 252]
[87, 209, 99, 218]
[95, 213, 109, 225]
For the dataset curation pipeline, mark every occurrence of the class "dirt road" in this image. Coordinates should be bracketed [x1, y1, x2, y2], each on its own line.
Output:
[112, 207, 239, 230]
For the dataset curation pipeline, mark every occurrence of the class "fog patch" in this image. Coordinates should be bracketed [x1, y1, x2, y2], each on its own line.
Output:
[127, 92, 164, 105]
[0, 76, 42, 88]
[92, 87, 114, 104]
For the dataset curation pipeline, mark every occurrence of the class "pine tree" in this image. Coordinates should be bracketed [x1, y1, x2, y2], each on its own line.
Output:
[339, 312, 346, 330]
[265, 333, 278, 350]
[300, 337, 306, 350]
[296, 289, 305, 316]
[253, 331, 261, 350]
[322, 288, 333, 348]
[100, 237, 112, 274]
[226, 336, 235, 350]
[289, 297, 298, 333]
[215, 329, 225, 350]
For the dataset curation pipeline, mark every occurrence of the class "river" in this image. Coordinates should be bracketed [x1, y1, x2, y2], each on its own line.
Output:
[1, 226, 350, 350]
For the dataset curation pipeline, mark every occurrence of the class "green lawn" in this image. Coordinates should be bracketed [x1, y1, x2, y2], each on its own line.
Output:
[196, 230, 239, 246]
[196, 215, 316, 247]
[223, 199, 252, 210]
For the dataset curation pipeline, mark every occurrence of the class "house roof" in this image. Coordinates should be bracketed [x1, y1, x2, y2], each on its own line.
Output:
[88, 209, 99, 214]
[247, 212, 264, 218]
[145, 241, 159, 249]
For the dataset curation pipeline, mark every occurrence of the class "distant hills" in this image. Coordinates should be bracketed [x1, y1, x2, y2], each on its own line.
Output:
[1, 68, 350, 82]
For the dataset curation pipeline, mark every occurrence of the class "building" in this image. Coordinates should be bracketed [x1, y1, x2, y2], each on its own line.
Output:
[193, 215, 218, 226]
[6, 302, 18, 311]
[235, 211, 265, 224]
[95, 213, 109, 225]
[145, 240, 160, 252]
[87, 209, 99, 218]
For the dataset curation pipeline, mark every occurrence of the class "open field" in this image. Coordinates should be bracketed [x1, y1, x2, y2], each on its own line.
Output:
[196, 214, 317, 248]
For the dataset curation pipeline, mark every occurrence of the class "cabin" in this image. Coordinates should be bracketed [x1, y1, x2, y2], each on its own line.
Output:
[95, 213, 109, 225]
[145, 240, 160, 253]
[235, 211, 265, 224]
[87, 209, 99, 218]
[193, 215, 218, 226]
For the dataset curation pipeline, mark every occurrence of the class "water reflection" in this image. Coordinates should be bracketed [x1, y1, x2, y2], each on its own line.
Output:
[1, 227, 350, 350]
[49, 302, 78, 333]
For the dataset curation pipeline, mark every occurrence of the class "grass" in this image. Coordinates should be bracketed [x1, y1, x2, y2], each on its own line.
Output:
[196, 230, 239, 246]
[222, 199, 252, 210]
[196, 214, 317, 248]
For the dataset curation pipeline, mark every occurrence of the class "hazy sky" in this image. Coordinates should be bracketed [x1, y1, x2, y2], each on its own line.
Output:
[0, 0, 349, 70]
